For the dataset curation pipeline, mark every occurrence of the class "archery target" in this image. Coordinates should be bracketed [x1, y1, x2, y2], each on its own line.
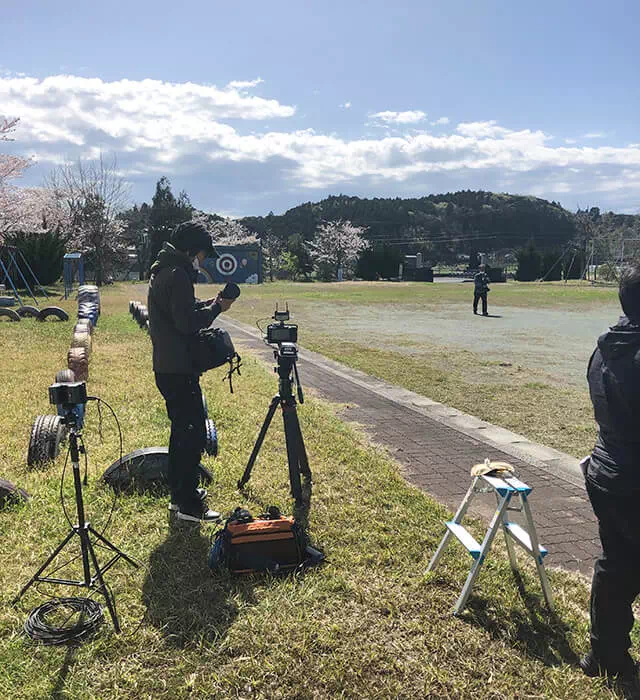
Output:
[216, 253, 238, 276]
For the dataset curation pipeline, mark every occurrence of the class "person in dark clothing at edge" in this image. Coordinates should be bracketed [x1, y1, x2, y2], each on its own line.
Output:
[473, 263, 490, 316]
[148, 221, 236, 523]
[582, 263, 640, 699]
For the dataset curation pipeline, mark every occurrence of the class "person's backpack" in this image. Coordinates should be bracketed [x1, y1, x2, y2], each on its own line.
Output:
[209, 507, 306, 574]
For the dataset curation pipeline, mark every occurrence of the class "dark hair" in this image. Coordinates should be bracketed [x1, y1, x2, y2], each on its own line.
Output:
[619, 263, 640, 323]
[171, 221, 214, 257]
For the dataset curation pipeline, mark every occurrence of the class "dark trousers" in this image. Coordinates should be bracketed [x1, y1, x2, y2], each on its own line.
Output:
[155, 373, 206, 511]
[473, 291, 488, 315]
[586, 476, 640, 673]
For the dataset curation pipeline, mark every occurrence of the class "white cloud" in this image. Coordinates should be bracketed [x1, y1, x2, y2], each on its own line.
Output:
[225, 77, 264, 90]
[370, 110, 426, 124]
[2, 74, 640, 211]
[565, 138, 577, 144]
[431, 116, 449, 126]
[583, 132, 606, 139]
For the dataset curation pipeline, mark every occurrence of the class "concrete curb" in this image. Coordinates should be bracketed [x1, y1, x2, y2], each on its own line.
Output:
[223, 316, 586, 490]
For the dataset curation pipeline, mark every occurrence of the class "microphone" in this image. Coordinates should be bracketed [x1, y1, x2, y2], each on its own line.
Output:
[220, 282, 241, 300]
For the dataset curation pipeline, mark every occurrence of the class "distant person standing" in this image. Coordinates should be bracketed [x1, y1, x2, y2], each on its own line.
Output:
[581, 263, 640, 698]
[473, 264, 490, 316]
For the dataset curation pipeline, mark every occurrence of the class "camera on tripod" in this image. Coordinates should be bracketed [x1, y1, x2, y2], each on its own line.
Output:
[49, 381, 88, 408]
[266, 304, 298, 346]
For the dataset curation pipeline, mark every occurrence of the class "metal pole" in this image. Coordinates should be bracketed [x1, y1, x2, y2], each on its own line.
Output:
[6, 247, 38, 305]
[16, 247, 48, 299]
[0, 254, 24, 306]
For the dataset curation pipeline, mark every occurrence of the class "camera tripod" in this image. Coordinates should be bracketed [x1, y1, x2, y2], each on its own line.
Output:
[13, 415, 138, 632]
[238, 344, 312, 502]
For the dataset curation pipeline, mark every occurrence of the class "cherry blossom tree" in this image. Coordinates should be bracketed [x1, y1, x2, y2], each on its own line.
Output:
[195, 213, 258, 246]
[0, 118, 33, 240]
[307, 219, 369, 280]
[48, 155, 130, 285]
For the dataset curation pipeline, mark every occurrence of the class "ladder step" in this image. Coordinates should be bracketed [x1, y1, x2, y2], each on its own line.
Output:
[503, 476, 532, 494]
[481, 474, 514, 496]
[505, 522, 548, 558]
[446, 522, 482, 559]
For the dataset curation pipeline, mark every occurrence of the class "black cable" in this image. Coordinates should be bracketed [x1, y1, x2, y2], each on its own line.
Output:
[24, 597, 103, 645]
[86, 397, 123, 537]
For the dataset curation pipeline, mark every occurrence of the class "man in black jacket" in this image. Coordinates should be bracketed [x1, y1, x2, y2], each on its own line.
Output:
[148, 221, 235, 522]
[582, 263, 640, 697]
[473, 264, 490, 316]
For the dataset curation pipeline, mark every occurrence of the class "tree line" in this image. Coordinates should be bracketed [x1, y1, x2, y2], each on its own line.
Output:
[2, 118, 639, 286]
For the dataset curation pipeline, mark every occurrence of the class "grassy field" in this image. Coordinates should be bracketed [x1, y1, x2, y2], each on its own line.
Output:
[0, 283, 625, 699]
[224, 280, 618, 458]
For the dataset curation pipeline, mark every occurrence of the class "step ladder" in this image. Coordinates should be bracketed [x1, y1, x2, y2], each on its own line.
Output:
[427, 470, 554, 616]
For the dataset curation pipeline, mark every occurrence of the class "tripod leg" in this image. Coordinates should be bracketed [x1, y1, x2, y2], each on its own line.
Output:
[283, 407, 303, 502]
[89, 526, 139, 568]
[12, 528, 76, 603]
[238, 395, 280, 489]
[85, 535, 121, 633]
[288, 409, 312, 479]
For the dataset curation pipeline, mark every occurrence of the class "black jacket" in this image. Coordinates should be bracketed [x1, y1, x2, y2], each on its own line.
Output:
[148, 243, 221, 374]
[587, 316, 640, 491]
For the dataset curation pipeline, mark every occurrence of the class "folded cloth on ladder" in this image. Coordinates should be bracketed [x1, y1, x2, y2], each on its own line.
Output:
[471, 458, 515, 477]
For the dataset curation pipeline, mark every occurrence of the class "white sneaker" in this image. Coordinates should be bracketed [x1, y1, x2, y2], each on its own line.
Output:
[176, 506, 221, 523]
[168, 488, 208, 512]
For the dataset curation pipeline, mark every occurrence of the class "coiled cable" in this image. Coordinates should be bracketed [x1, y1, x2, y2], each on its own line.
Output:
[24, 597, 103, 645]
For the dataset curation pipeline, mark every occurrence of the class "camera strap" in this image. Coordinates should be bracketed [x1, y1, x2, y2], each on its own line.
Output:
[222, 353, 242, 394]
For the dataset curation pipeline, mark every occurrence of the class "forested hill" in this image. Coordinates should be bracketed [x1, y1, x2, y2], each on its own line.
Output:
[240, 191, 578, 252]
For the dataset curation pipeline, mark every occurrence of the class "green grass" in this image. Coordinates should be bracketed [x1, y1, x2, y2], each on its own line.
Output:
[0, 283, 623, 699]
[225, 280, 608, 458]
[232, 278, 618, 311]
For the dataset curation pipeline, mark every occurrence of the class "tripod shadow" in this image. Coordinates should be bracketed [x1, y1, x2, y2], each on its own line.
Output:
[50, 645, 78, 699]
[142, 525, 257, 648]
[461, 570, 579, 668]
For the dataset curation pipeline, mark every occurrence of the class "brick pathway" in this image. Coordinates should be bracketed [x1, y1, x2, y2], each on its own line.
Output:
[224, 319, 600, 576]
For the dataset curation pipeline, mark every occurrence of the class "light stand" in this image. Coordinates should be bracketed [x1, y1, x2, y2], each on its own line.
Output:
[238, 342, 312, 503]
[13, 407, 138, 633]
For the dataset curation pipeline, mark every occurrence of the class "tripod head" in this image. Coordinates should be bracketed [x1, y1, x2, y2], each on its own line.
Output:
[274, 342, 304, 404]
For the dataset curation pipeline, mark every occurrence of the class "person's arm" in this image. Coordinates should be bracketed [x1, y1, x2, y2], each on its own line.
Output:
[169, 269, 221, 335]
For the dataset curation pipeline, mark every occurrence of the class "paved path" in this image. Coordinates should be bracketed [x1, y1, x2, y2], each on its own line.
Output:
[223, 318, 600, 576]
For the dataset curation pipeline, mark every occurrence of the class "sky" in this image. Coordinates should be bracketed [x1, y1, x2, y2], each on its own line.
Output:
[1, 0, 639, 217]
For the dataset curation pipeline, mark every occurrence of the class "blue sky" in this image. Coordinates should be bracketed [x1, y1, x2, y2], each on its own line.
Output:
[2, 0, 639, 216]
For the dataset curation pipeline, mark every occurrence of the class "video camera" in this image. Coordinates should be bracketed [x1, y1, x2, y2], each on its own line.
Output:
[49, 381, 88, 408]
[266, 304, 298, 347]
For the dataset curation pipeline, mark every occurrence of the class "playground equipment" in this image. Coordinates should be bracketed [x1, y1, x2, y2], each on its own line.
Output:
[63, 253, 86, 299]
[0, 245, 48, 309]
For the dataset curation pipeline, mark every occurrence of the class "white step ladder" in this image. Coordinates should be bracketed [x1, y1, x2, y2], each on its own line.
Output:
[427, 471, 554, 616]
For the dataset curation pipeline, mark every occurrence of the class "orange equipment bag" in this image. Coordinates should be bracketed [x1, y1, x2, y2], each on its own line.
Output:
[209, 507, 304, 574]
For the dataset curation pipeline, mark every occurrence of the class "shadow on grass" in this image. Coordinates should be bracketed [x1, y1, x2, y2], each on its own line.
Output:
[462, 571, 580, 668]
[51, 645, 78, 700]
[142, 524, 257, 648]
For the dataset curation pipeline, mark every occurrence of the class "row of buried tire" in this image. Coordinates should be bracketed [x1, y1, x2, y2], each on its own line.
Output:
[129, 300, 149, 330]
[0, 304, 70, 322]
[128, 298, 218, 459]
[26, 286, 101, 469]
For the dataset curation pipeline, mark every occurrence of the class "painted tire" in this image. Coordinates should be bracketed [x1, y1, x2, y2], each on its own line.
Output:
[204, 419, 218, 457]
[17, 305, 40, 318]
[71, 331, 92, 356]
[27, 414, 66, 468]
[37, 306, 69, 322]
[102, 447, 213, 493]
[68, 347, 89, 382]
[0, 308, 20, 321]
[0, 478, 29, 507]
